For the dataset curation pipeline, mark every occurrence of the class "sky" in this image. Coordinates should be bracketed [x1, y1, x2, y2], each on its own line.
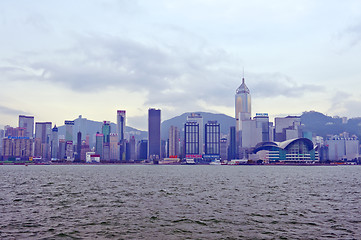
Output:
[1, 0, 361, 130]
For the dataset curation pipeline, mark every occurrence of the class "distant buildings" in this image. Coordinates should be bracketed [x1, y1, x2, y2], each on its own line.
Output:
[274, 116, 302, 142]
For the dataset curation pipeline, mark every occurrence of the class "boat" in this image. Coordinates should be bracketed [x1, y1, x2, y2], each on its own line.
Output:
[209, 159, 221, 165]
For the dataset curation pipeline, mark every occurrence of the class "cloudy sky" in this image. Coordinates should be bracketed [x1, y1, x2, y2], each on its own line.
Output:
[1, 0, 361, 130]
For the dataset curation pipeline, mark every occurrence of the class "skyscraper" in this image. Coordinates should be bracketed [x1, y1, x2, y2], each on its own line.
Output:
[168, 126, 180, 157]
[148, 108, 161, 162]
[204, 121, 220, 156]
[117, 111, 126, 161]
[116, 110, 126, 142]
[64, 120, 74, 160]
[235, 77, 251, 151]
[19, 115, 34, 138]
[228, 126, 237, 160]
[184, 121, 200, 157]
[102, 121, 111, 143]
[187, 113, 204, 154]
[75, 131, 82, 161]
[35, 122, 52, 159]
[64, 121, 74, 142]
[95, 133, 104, 159]
[51, 125, 59, 160]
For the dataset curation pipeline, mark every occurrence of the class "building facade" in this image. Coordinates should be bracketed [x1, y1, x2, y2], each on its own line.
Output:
[19, 115, 34, 138]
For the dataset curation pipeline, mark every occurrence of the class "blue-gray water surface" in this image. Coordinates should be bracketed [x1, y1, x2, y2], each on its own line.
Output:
[0, 165, 360, 239]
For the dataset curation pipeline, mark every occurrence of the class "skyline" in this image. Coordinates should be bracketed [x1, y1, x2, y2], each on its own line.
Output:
[1, 1, 361, 130]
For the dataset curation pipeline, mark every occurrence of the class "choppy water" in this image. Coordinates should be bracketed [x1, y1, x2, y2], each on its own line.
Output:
[0, 165, 360, 239]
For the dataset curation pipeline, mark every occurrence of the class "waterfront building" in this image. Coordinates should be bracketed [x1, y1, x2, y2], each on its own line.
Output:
[138, 140, 148, 161]
[126, 136, 136, 161]
[75, 131, 82, 161]
[95, 133, 104, 159]
[187, 113, 203, 154]
[148, 108, 161, 161]
[35, 122, 52, 160]
[220, 138, 228, 161]
[65, 141, 74, 160]
[19, 115, 34, 138]
[58, 139, 66, 160]
[51, 125, 59, 160]
[0, 129, 4, 157]
[184, 121, 201, 160]
[80, 143, 91, 162]
[117, 110, 126, 161]
[228, 126, 237, 160]
[325, 135, 359, 161]
[274, 116, 302, 142]
[168, 126, 180, 157]
[253, 138, 319, 163]
[110, 133, 119, 161]
[204, 121, 220, 161]
[1, 137, 33, 161]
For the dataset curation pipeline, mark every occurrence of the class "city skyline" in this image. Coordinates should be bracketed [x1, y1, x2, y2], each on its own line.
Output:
[1, 1, 361, 130]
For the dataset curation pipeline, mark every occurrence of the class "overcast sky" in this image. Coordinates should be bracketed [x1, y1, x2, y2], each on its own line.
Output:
[1, 0, 361, 130]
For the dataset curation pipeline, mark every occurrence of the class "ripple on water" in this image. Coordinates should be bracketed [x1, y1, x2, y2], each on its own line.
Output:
[0, 165, 360, 239]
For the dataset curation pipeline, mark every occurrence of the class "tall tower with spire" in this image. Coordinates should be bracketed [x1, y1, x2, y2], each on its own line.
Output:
[235, 77, 251, 153]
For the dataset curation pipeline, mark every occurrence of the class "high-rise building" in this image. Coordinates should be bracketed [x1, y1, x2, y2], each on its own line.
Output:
[126, 136, 136, 161]
[102, 121, 111, 143]
[117, 110, 126, 142]
[235, 78, 251, 151]
[19, 115, 34, 138]
[35, 122, 52, 160]
[75, 131, 82, 161]
[228, 126, 237, 160]
[204, 121, 220, 155]
[64, 121, 74, 142]
[138, 140, 148, 161]
[184, 121, 201, 158]
[187, 113, 204, 154]
[148, 108, 161, 161]
[51, 125, 59, 160]
[220, 138, 228, 161]
[168, 126, 180, 157]
[58, 139, 66, 160]
[109, 133, 119, 161]
[95, 133, 104, 159]
[254, 113, 270, 142]
[117, 110, 126, 161]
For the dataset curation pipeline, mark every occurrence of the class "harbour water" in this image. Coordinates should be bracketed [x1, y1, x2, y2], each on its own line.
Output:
[0, 165, 360, 239]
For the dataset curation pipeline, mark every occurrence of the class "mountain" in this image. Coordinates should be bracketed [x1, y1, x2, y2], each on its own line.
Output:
[301, 111, 361, 138]
[161, 112, 235, 139]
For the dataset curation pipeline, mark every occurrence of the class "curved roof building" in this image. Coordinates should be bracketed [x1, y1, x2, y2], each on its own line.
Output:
[253, 138, 319, 163]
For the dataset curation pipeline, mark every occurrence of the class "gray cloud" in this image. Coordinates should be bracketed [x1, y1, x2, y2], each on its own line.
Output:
[0, 105, 28, 116]
[1, 33, 322, 116]
[328, 91, 361, 118]
[250, 72, 323, 98]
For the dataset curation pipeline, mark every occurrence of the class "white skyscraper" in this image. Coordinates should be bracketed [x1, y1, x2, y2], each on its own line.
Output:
[235, 77, 251, 155]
